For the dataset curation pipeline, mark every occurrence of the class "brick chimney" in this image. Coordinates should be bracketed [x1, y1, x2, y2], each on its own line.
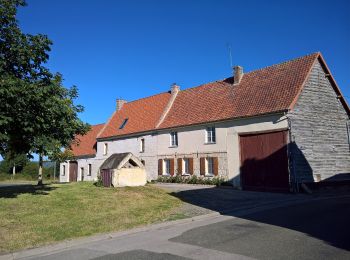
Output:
[233, 66, 243, 85]
[155, 83, 180, 128]
[116, 99, 127, 111]
[171, 83, 180, 94]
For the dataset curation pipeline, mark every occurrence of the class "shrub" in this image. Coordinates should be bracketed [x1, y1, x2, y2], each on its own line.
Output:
[156, 175, 226, 186]
[94, 175, 103, 187]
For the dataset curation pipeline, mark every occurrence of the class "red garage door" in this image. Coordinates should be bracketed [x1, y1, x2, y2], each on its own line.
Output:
[239, 131, 289, 192]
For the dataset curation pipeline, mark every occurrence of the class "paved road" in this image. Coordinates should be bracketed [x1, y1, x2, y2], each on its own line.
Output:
[3, 193, 349, 260]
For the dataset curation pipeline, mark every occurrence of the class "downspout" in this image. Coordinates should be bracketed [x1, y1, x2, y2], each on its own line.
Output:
[285, 113, 299, 193]
[346, 121, 350, 152]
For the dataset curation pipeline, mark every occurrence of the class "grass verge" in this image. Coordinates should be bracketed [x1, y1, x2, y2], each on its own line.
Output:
[0, 182, 182, 252]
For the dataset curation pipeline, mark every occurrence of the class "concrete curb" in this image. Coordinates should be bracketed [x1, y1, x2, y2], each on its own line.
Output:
[2, 193, 350, 260]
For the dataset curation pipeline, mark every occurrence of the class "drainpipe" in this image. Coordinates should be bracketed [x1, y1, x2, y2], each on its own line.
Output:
[285, 113, 299, 193]
[346, 121, 350, 152]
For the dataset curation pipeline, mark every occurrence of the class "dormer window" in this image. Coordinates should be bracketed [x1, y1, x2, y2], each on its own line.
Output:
[119, 118, 128, 129]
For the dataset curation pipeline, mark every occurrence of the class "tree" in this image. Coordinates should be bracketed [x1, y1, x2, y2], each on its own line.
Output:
[0, 0, 90, 185]
[1, 151, 29, 175]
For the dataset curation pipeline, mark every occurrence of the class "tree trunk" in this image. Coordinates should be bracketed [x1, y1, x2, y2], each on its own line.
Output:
[38, 154, 43, 186]
[12, 163, 16, 176]
[53, 161, 56, 182]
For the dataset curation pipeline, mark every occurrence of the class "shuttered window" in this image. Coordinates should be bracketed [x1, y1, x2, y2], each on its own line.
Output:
[164, 159, 171, 175]
[184, 158, 190, 175]
[200, 158, 205, 175]
[201, 157, 219, 176]
[177, 158, 182, 175]
[188, 158, 194, 175]
[207, 158, 214, 175]
[158, 159, 163, 175]
[170, 159, 175, 176]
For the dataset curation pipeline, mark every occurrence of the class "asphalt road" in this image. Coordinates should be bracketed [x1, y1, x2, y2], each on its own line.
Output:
[171, 196, 350, 260]
[3, 192, 350, 260]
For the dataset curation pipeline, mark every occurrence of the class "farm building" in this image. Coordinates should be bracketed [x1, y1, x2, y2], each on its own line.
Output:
[60, 52, 350, 192]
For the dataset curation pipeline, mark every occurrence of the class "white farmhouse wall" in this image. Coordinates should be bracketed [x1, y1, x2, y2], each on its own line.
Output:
[59, 162, 69, 182]
[96, 134, 158, 180]
[60, 114, 288, 186]
[157, 114, 289, 186]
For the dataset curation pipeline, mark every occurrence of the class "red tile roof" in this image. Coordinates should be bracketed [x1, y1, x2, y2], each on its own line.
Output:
[159, 53, 319, 129]
[98, 92, 172, 139]
[95, 52, 349, 140]
[70, 123, 104, 157]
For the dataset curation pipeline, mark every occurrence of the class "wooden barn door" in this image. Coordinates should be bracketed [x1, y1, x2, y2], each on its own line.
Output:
[239, 130, 289, 192]
[101, 169, 112, 187]
[69, 161, 78, 182]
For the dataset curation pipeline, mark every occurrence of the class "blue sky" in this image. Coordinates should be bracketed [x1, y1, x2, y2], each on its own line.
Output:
[18, 0, 350, 125]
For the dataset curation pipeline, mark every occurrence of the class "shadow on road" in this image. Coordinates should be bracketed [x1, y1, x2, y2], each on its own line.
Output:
[169, 186, 350, 252]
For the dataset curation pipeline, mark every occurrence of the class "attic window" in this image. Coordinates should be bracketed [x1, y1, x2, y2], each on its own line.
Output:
[119, 118, 128, 129]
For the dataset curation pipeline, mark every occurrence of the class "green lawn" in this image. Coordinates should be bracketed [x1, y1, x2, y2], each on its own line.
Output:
[0, 182, 182, 252]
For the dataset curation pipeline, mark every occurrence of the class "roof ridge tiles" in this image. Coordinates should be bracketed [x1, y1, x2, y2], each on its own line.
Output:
[121, 91, 170, 106]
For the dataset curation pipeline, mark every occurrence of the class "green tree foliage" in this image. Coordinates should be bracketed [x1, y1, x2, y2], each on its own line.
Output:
[0, 151, 28, 174]
[0, 0, 90, 184]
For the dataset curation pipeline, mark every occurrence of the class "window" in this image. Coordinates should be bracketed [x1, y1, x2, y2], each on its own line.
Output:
[206, 157, 214, 176]
[170, 132, 178, 147]
[183, 158, 190, 175]
[103, 143, 108, 155]
[164, 159, 171, 175]
[62, 165, 66, 176]
[88, 164, 92, 176]
[206, 127, 216, 143]
[140, 138, 145, 152]
[80, 167, 84, 181]
[119, 118, 128, 129]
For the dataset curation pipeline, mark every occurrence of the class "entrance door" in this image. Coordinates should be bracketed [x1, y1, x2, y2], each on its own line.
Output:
[239, 130, 289, 192]
[69, 161, 78, 182]
[101, 169, 112, 187]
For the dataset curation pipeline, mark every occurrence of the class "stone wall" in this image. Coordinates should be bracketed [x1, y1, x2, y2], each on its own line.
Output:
[288, 60, 350, 182]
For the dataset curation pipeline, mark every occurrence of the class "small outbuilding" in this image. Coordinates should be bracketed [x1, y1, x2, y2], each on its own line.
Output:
[99, 153, 146, 187]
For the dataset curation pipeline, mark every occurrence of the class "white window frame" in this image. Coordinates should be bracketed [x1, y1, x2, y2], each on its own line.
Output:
[62, 165, 66, 176]
[206, 157, 214, 176]
[170, 132, 178, 147]
[88, 164, 92, 176]
[163, 159, 171, 175]
[205, 127, 216, 144]
[140, 138, 145, 153]
[103, 143, 108, 155]
[182, 158, 190, 175]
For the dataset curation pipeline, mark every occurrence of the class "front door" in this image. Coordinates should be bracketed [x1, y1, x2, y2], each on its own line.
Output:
[69, 161, 78, 182]
[100, 169, 112, 187]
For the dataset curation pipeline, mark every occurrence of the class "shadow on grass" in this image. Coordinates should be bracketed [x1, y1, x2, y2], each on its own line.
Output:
[0, 184, 57, 198]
